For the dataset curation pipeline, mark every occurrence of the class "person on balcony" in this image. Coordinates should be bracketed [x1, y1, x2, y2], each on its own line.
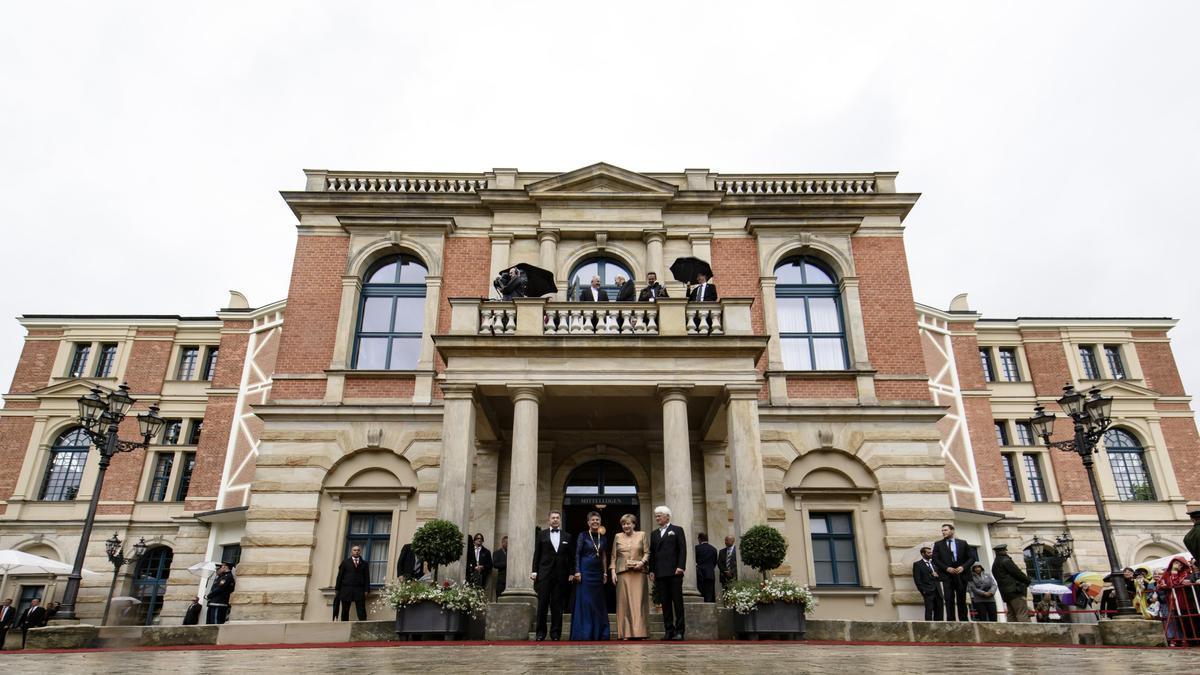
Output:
[581, 275, 609, 302]
[687, 272, 718, 302]
[614, 275, 636, 301]
[638, 272, 669, 302]
[493, 266, 527, 300]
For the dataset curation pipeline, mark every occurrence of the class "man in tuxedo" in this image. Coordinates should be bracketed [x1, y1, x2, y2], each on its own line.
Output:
[530, 510, 575, 641]
[467, 533, 494, 589]
[648, 505, 687, 640]
[18, 598, 47, 648]
[717, 535, 738, 589]
[638, 272, 669, 302]
[694, 532, 718, 603]
[614, 275, 636, 301]
[493, 536, 509, 598]
[335, 545, 372, 621]
[932, 524, 974, 621]
[912, 546, 943, 621]
[687, 273, 718, 302]
[397, 542, 425, 581]
[581, 275, 610, 302]
[182, 596, 203, 626]
[0, 598, 14, 650]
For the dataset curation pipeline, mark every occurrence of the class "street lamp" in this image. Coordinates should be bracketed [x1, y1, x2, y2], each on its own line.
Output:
[58, 384, 164, 621]
[1028, 384, 1136, 617]
[101, 533, 147, 625]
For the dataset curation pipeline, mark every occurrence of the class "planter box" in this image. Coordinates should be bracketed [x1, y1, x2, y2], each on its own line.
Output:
[395, 601, 465, 639]
[735, 602, 807, 640]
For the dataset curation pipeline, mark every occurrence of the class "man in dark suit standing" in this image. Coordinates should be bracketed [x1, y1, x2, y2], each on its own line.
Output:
[614, 275, 636, 301]
[638, 272, 669, 302]
[0, 598, 15, 650]
[17, 598, 47, 648]
[648, 505, 688, 640]
[467, 533, 494, 589]
[397, 542, 425, 581]
[717, 535, 738, 589]
[182, 596, 203, 626]
[530, 510, 575, 641]
[335, 545, 372, 621]
[687, 273, 718, 302]
[912, 546, 943, 621]
[694, 532, 719, 603]
[581, 275, 610, 302]
[206, 563, 236, 625]
[932, 524, 973, 621]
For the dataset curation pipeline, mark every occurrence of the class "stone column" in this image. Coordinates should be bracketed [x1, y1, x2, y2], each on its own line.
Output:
[841, 278, 877, 404]
[471, 441, 501, 549]
[725, 385, 767, 579]
[759, 276, 788, 405]
[489, 233, 514, 285]
[659, 384, 700, 598]
[701, 442, 730, 540]
[538, 229, 559, 278]
[437, 383, 478, 581]
[501, 384, 543, 603]
[644, 230, 666, 279]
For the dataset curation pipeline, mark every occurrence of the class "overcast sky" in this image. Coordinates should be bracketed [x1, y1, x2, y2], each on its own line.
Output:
[2, 1, 1198, 401]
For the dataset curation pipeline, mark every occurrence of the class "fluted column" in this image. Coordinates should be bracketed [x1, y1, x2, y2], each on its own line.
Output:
[659, 383, 700, 598]
[437, 383, 477, 581]
[500, 384, 543, 603]
[726, 384, 767, 579]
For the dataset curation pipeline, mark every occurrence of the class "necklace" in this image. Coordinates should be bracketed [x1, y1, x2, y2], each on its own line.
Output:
[591, 531, 601, 557]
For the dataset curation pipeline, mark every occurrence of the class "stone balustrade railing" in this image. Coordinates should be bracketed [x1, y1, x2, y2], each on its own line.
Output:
[322, 175, 488, 194]
[543, 304, 659, 335]
[450, 298, 751, 338]
[715, 176, 876, 195]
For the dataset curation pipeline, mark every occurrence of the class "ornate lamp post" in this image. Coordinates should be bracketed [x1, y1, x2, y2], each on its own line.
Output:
[58, 384, 164, 621]
[101, 533, 147, 625]
[1028, 384, 1136, 617]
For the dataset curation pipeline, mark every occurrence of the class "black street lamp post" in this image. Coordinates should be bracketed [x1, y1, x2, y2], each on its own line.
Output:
[101, 533, 147, 625]
[1029, 384, 1137, 617]
[58, 384, 164, 621]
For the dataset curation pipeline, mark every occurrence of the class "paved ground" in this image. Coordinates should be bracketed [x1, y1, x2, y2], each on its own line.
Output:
[3, 642, 1199, 674]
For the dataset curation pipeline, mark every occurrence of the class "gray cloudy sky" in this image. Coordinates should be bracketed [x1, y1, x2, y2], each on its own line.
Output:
[2, 1, 1198, 399]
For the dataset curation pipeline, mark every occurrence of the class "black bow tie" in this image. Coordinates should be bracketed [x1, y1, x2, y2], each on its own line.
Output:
[551, 529, 559, 533]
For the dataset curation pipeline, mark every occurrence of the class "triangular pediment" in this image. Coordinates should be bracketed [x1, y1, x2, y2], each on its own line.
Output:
[1092, 380, 1159, 399]
[30, 379, 113, 399]
[526, 162, 677, 196]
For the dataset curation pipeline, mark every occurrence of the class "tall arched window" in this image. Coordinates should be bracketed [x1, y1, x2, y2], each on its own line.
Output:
[774, 256, 847, 370]
[353, 255, 428, 370]
[569, 257, 631, 300]
[132, 546, 173, 625]
[1103, 429, 1156, 501]
[40, 428, 91, 501]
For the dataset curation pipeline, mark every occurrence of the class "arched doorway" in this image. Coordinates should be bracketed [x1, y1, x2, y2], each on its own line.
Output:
[563, 460, 639, 614]
[132, 546, 173, 625]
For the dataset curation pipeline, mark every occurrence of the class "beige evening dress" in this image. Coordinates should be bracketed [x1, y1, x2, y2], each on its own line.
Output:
[610, 530, 650, 639]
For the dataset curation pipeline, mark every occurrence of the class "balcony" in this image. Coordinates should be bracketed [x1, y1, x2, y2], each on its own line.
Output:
[448, 298, 755, 338]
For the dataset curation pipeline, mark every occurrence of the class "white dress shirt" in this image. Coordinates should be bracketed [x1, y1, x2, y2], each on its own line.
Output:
[550, 529, 561, 551]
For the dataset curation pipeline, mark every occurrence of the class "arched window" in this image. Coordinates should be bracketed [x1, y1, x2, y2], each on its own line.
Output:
[774, 256, 847, 370]
[1103, 429, 1156, 501]
[353, 255, 428, 370]
[40, 428, 91, 501]
[569, 257, 631, 300]
[132, 546, 173, 625]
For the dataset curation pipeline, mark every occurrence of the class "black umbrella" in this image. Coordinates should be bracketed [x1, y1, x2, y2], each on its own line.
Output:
[514, 262, 558, 297]
[669, 256, 714, 284]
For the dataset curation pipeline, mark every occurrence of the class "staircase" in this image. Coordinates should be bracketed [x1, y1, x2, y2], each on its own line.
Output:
[528, 613, 668, 640]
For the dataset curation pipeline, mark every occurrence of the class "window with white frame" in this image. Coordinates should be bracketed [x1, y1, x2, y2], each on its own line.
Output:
[774, 257, 848, 371]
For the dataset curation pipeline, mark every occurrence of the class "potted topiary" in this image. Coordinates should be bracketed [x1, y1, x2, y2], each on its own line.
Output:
[383, 519, 485, 639]
[721, 524, 813, 640]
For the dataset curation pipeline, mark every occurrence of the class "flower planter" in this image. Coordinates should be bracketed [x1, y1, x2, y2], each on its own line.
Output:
[736, 602, 807, 640]
[395, 600, 465, 639]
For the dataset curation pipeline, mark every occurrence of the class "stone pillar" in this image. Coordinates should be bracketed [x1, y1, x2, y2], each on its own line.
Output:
[759, 276, 788, 405]
[659, 384, 700, 599]
[437, 383, 478, 582]
[725, 385, 767, 580]
[413, 275, 441, 403]
[501, 384, 542, 603]
[701, 442, 730, 540]
[471, 441, 501, 549]
[841, 278, 877, 405]
[489, 233, 514, 286]
[644, 230, 666, 280]
[538, 229, 559, 279]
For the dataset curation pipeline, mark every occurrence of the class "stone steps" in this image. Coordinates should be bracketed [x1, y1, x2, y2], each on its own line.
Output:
[527, 613, 667, 639]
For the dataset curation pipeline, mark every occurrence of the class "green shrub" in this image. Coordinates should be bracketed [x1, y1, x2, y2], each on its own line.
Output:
[740, 524, 787, 580]
[412, 519, 464, 580]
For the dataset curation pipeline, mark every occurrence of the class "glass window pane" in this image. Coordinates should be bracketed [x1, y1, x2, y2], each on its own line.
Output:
[373, 515, 392, 534]
[803, 263, 834, 285]
[808, 298, 841, 333]
[813, 339, 845, 370]
[814, 561, 834, 585]
[829, 513, 853, 534]
[360, 297, 392, 332]
[367, 262, 398, 284]
[833, 538, 855, 560]
[392, 297, 426, 333]
[356, 338, 388, 369]
[601, 261, 630, 285]
[781, 338, 812, 370]
[808, 515, 829, 534]
[605, 485, 637, 494]
[776, 298, 808, 333]
[388, 338, 420, 370]
[564, 485, 600, 494]
[836, 562, 859, 584]
[397, 260, 427, 283]
[774, 261, 805, 284]
[349, 515, 370, 534]
[572, 262, 599, 287]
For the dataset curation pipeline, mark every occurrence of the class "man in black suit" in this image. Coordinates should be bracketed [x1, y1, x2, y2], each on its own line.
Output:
[638, 272, 669, 302]
[717, 535, 738, 589]
[335, 544, 372, 621]
[687, 273, 718, 302]
[0, 598, 15, 650]
[17, 598, 47, 648]
[182, 596, 203, 626]
[467, 532, 494, 589]
[580, 275, 610, 302]
[530, 510, 575, 641]
[694, 532, 719, 603]
[932, 524, 973, 621]
[614, 275, 636, 302]
[648, 505, 688, 640]
[493, 536, 508, 598]
[397, 542, 425, 581]
[912, 546, 944, 621]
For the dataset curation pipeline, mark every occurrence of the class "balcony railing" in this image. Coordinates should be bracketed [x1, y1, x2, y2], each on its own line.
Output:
[451, 298, 751, 338]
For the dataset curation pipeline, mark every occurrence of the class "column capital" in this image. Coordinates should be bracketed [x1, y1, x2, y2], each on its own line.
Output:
[657, 383, 694, 403]
[507, 383, 544, 404]
[687, 232, 713, 244]
[725, 383, 762, 401]
[642, 229, 667, 244]
[441, 382, 477, 400]
[537, 228, 560, 244]
[489, 232, 515, 244]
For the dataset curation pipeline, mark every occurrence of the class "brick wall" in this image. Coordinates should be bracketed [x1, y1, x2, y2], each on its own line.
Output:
[185, 394, 235, 512]
[711, 237, 767, 397]
[1134, 332, 1186, 396]
[1019, 330, 1069, 397]
[434, 236, 491, 398]
[0, 410, 36, 512]
[785, 376, 856, 400]
[271, 234, 350, 398]
[7, 330, 61, 394]
[125, 329, 175, 395]
[344, 376, 416, 400]
[1160, 417, 1200, 500]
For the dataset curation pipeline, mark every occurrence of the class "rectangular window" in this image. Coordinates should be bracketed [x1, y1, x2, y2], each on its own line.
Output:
[344, 512, 392, 587]
[176, 346, 200, 380]
[94, 343, 118, 378]
[187, 419, 203, 445]
[994, 421, 1010, 446]
[1079, 345, 1100, 379]
[161, 419, 182, 445]
[68, 343, 91, 378]
[220, 543, 242, 568]
[1104, 345, 1126, 380]
[175, 452, 196, 501]
[1015, 421, 1035, 447]
[40, 449, 88, 501]
[998, 348, 1021, 382]
[1002, 454, 1021, 502]
[147, 453, 174, 502]
[809, 512, 859, 586]
[17, 585, 45, 617]
[201, 347, 219, 381]
[1022, 454, 1048, 502]
[979, 348, 995, 383]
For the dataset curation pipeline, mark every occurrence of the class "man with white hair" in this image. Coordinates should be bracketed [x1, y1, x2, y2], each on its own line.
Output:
[648, 505, 687, 640]
[581, 275, 609, 302]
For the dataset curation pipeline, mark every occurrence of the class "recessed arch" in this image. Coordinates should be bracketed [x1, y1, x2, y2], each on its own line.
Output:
[324, 448, 419, 489]
[345, 237, 441, 279]
[560, 242, 644, 289]
[762, 239, 855, 281]
[783, 449, 878, 491]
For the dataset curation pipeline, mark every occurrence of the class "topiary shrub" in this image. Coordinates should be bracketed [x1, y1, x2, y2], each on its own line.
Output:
[740, 524, 788, 581]
[412, 519, 465, 581]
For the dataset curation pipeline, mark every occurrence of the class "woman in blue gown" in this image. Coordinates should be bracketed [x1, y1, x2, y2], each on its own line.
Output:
[570, 511, 610, 640]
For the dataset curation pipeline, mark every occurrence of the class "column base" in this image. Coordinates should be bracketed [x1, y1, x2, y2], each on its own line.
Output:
[485, 600, 535, 641]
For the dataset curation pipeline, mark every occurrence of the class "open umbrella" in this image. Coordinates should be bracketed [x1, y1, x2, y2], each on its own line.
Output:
[109, 596, 141, 605]
[0, 549, 99, 596]
[669, 256, 714, 285]
[514, 262, 557, 297]
[1030, 582, 1072, 596]
[188, 561, 220, 577]
[1070, 571, 1107, 600]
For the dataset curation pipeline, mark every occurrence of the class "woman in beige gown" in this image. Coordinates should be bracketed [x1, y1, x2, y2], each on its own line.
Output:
[610, 513, 650, 639]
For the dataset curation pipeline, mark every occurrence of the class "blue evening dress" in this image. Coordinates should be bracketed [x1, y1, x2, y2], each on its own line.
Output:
[570, 532, 610, 640]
